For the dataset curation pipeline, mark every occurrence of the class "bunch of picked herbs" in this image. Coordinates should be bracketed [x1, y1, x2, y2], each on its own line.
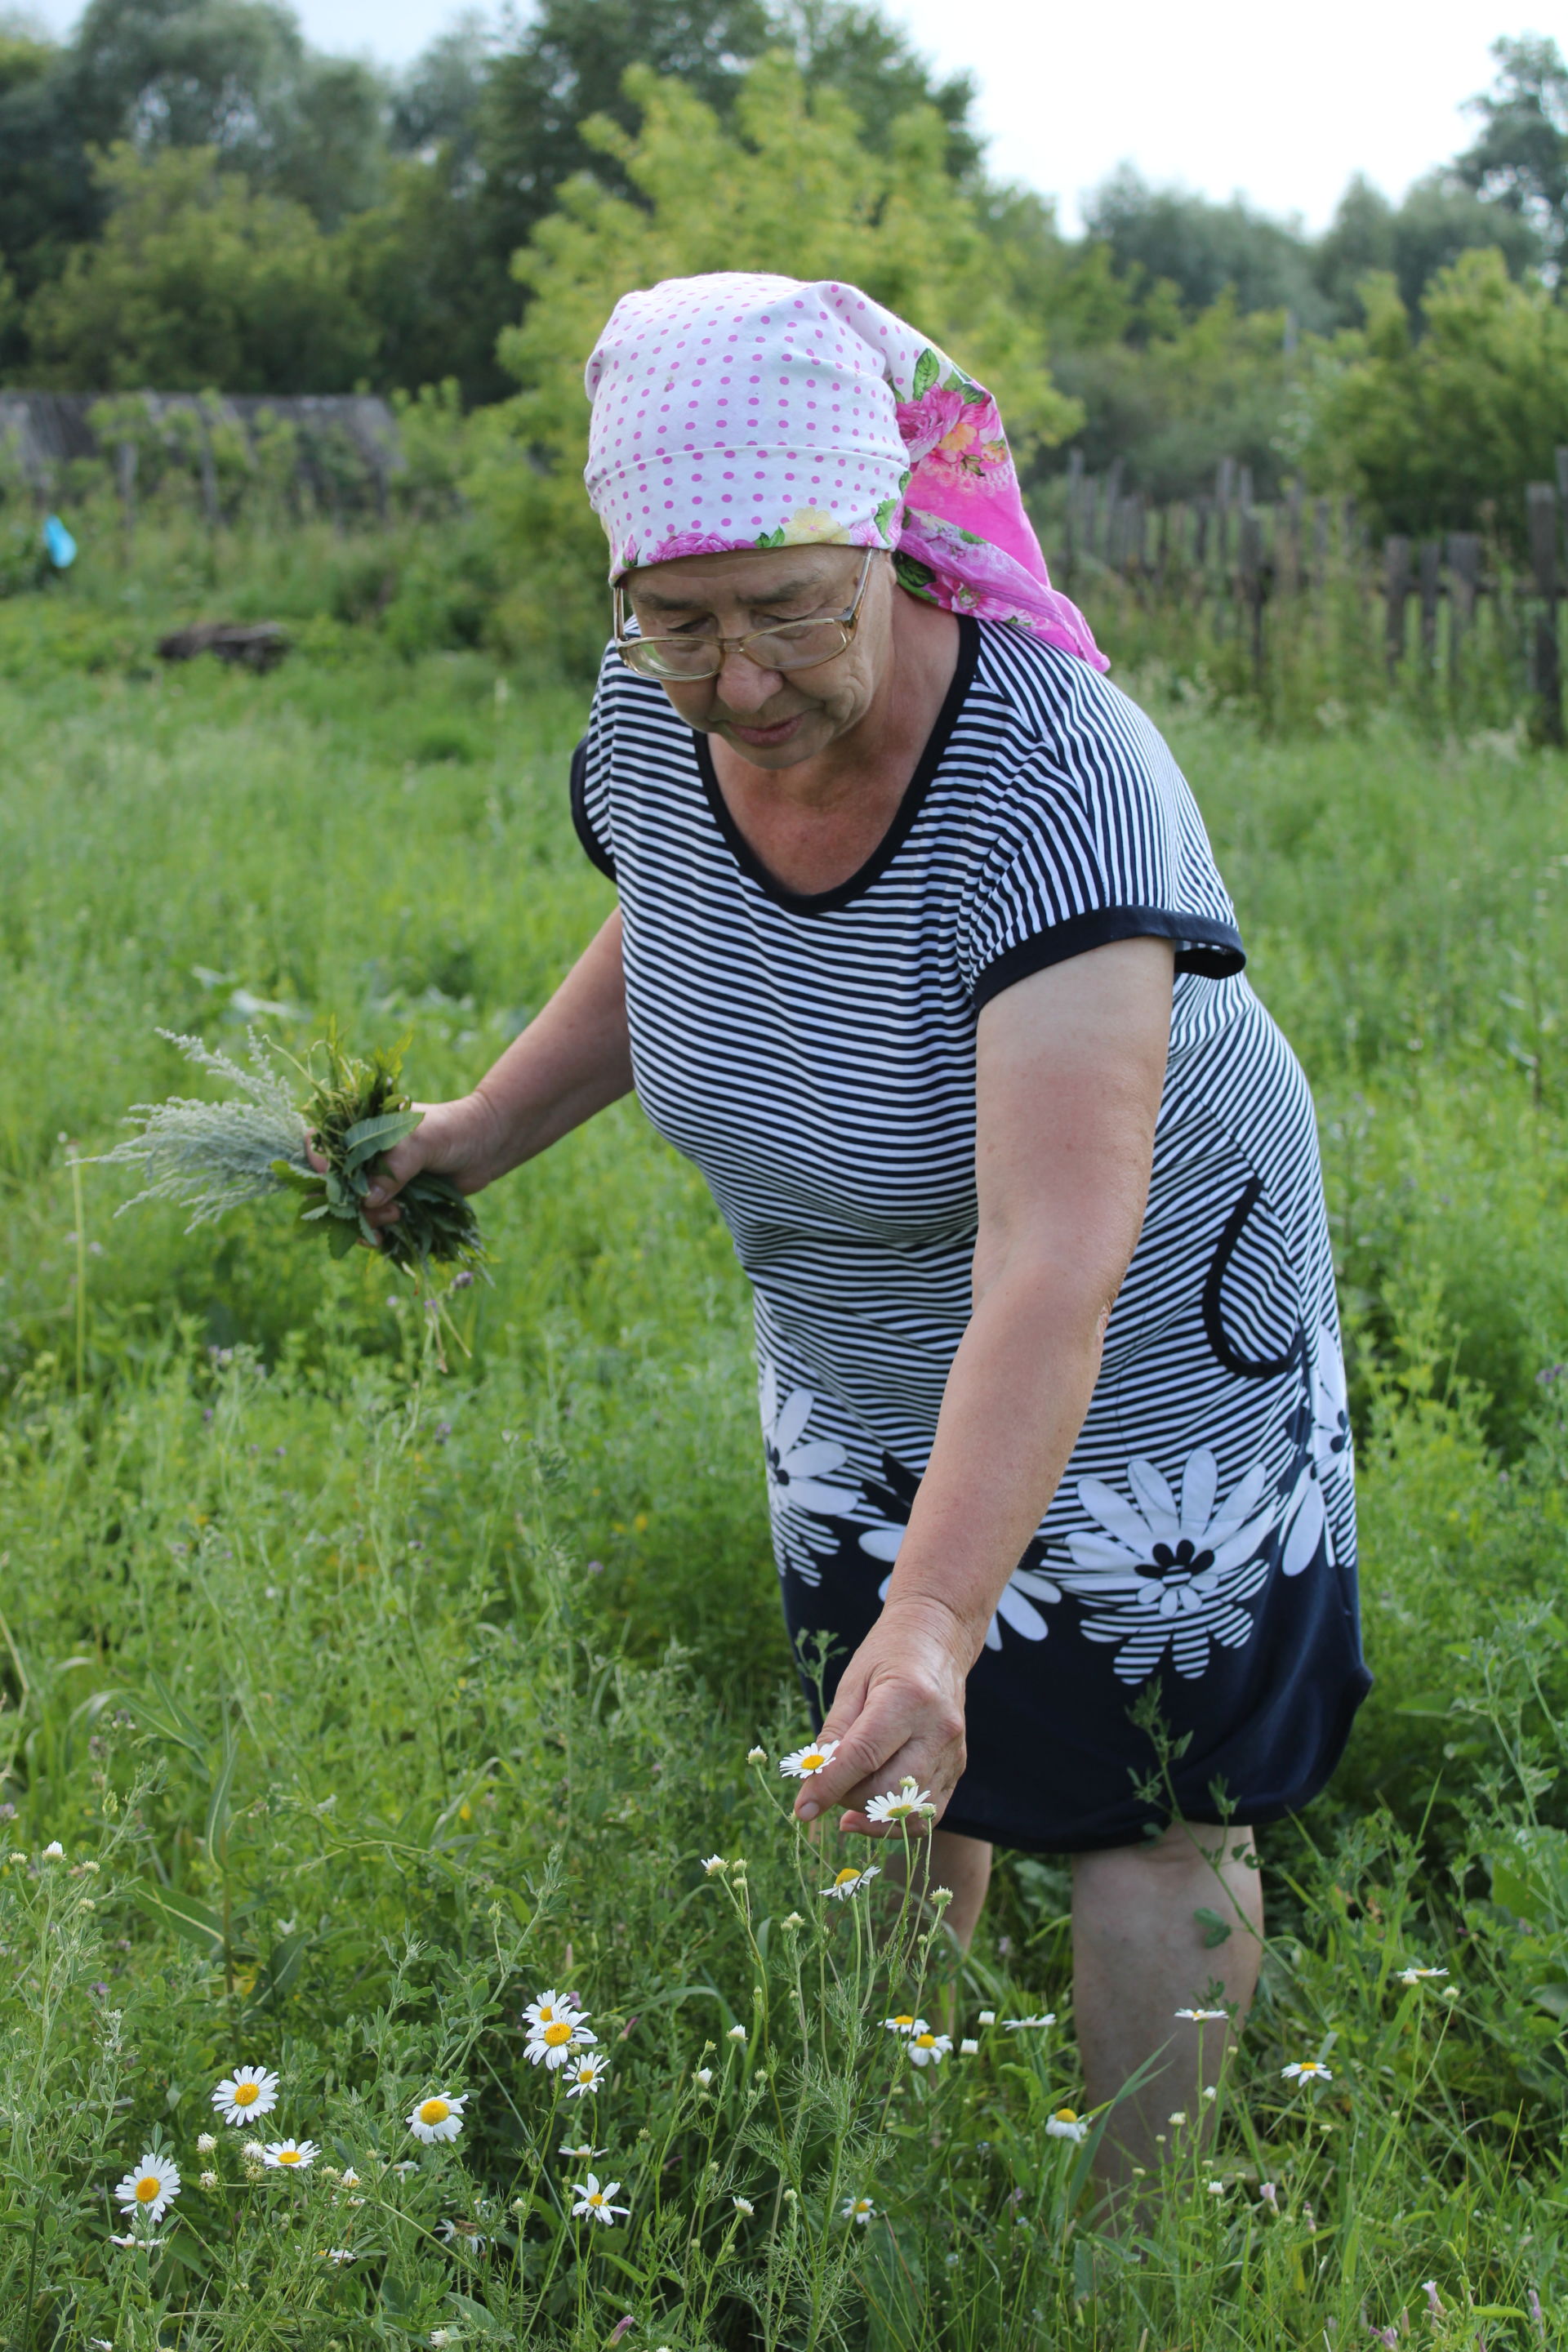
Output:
[96, 1027, 484, 1274]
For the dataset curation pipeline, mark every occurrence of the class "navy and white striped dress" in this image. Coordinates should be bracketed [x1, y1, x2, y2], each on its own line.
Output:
[573, 617, 1370, 1851]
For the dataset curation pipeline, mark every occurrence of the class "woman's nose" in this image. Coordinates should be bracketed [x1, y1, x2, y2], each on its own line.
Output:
[714, 646, 784, 709]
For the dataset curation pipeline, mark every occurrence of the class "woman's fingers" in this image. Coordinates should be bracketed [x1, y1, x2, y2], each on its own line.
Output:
[795, 1683, 964, 1829]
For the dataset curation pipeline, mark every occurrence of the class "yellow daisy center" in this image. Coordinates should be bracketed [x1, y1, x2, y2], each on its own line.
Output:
[575, 2063, 595, 2080]
[588, 2191, 604, 2206]
[914, 2034, 936, 2049]
[800, 1751, 825, 1771]
[1054, 2109, 1079, 2124]
[234, 2082, 259, 2106]
[419, 2097, 451, 2125]
[537, 2003, 556, 2020]
[833, 1868, 861, 1887]
[135, 2176, 161, 2203]
[542, 2020, 573, 2047]
[277, 2148, 301, 2163]
[892, 2015, 915, 2028]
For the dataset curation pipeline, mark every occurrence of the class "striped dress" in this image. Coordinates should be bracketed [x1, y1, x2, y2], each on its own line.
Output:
[573, 617, 1370, 1851]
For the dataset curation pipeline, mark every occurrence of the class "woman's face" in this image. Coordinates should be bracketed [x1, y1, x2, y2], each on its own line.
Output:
[621, 546, 894, 770]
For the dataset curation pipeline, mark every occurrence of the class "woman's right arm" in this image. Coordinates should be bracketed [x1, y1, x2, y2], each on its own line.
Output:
[359, 908, 634, 1237]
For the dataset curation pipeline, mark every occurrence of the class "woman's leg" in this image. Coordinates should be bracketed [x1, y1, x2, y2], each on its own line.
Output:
[875, 1827, 992, 1949]
[1071, 1820, 1263, 2191]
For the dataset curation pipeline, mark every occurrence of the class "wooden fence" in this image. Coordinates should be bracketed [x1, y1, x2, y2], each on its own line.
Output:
[1044, 452, 1568, 741]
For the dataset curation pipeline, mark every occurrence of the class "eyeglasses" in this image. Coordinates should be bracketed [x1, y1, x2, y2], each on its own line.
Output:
[613, 548, 877, 681]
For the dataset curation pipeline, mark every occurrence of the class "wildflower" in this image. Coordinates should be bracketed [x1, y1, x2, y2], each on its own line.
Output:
[242, 2141, 266, 2163]
[565, 2053, 611, 2097]
[114, 2153, 180, 2223]
[1003, 2014, 1056, 2030]
[1258, 2181, 1279, 2212]
[408, 2093, 468, 2141]
[733, 2195, 755, 2215]
[884, 2012, 923, 2037]
[1174, 2007, 1229, 2021]
[693, 2068, 713, 2088]
[1281, 2060, 1332, 2084]
[822, 1864, 881, 1900]
[978, 2009, 996, 2026]
[782, 1911, 805, 1929]
[109, 2231, 163, 2249]
[701, 1855, 728, 1876]
[393, 2161, 420, 2177]
[779, 1739, 839, 1779]
[212, 2065, 280, 2127]
[865, 1780, 935, 1825]
[960, 2038, 979, 2056]
[747, 1746, 767, 1762]
[1440, 1984, 1460, 2000]
[42, 1840, 64, 1859]
[431, 2333, 454, 2347]
[339, 2167, 361, 2188]
[526, 2016, 596, 2069]
[439, 2217, 487, 2251]
[842, 2194, 875, 2224]
[1423, 2283, 1444, 2317]
[1206, 2180, 1227, 2196]
[523, 1989, 583, 2029]
[727, 2024, 747, 2044]
[570, 2172, 628, 2225]
[1045, 2109, 1089, 2143]
[1168, 2111, 1187, 2126]
[196, 2132, 217, 2155]
[1396, 1966, 1448, 1987]
[907, 2029, 952, 2067]
[199, 2170, 218, 2190]
[264, 2140, 319, 2169]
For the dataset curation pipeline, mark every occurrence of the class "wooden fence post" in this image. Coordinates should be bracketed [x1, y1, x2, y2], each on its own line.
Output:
[1525, 481, 1564, 745]
[1383, 536, 1411, 677]
[1418, 538, 1441, 670]
[1446, 532, 1481, 696]
[1239, 506, 1267, 686]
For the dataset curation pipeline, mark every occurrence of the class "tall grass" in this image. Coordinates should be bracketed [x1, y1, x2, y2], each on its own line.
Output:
[1, 577, 1567, 2345]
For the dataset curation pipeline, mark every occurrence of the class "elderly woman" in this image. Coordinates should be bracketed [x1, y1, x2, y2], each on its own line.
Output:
[366, 274, 1369, 2185]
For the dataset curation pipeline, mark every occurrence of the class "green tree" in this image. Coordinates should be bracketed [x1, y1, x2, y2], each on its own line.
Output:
[0, 29, 97, 363]
[23, 143, 376, 390]
[470, 52, 1079, 670]
[1314, 169, 1539, 324]
[1080, 164, 1332, 332]
[1456, 32, 1568, 270]
[1297, 247, 1568, 545]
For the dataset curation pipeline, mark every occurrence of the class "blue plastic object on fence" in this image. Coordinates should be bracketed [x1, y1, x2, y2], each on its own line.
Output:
[42, 514, 77, 568]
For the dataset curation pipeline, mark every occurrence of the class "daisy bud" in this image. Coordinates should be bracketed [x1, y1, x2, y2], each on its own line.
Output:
[42, 1842, 64, 1860]
[733, 2196, 754, 2216]
[782, 1912, 805, 1930]
[727, 2025, 747, 2043]
[693, 2068, 713, 2088]
[960, 2038, 979, 2056]
[197, 2134, 217, 2154]
[978, 2011, 996, 2026]
[746, 1748, 766, 1763]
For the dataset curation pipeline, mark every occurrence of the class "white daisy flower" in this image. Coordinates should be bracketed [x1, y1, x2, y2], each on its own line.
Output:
[726, 2025, 747, 2043]
[439, 2217, 487, 2250]
[42, 1840, 64, 1860]
[109, 2231, 163, 2249]
[1003, 2014, 1056, 2030]
[959, 2038, 979, 2056]
[211, 2065, 280, 2127]
[906, 2029, 951, 2067]
[114, 2153, 180, 2223]
[821, 1861, 881, 1900]
[977, 2009, 996, 2026]
[523, 1989, 585, 2030]
[1281, 2059, 1332, 2083]
[692, 2068, 713, 2088]
[1396, 1966, 1449, 1986]
[526, 2016, 597, 2069]
[864, 1781, 934, 1825]
[263, 2140, 319, 2169]
[323, 2246, 355, 2262]
[393, 2160, 419, 2177]
[779, 1740, 839, 1780]
[883, 2011, 924, 2036]
[1045, 2108, 1089, 2142]
[733, 2195, 755, 2216]
[408, 2093, 467, 2141]
[1174, 2007, 1230, 2021]
[339, 2167, 361, 2187]
[570, 2172, 628, 2225]
[701, 1855, 728, 1876]
[746, 1747, 767, 1763]
[564, 2052, 610, 2097]
[841, 2194, 875, 2224]
[559, 2141, 605, 2160]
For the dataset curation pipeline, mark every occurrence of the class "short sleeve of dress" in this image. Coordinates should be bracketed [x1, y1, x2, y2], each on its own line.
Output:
[957, 663, 1245, 1012]
[569, 652, 618, 881]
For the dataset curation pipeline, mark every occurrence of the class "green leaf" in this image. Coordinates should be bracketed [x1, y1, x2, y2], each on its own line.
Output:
[130, 1882, 225, 1953]
[269, 1158, 318, 1192]
[1194, 1906, 1233, 1948]
[342, 1109, 421, 1170]
[911, 347, 940, 399]
[448, 2294, 505, 2336]
[203, 1730, 238, 1853]
[327, 1216, 358, 1259]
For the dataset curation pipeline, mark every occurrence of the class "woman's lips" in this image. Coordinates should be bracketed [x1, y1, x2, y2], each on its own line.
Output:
[728, 711, 804, 746]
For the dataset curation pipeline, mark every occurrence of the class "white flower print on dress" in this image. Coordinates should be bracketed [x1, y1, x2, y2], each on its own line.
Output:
[859, 1513, 1062, 1650]
[1063, 1448, 1279, 1682]
[1279, 1323, 1352, 1578]
[760, 1359, 855, 1588]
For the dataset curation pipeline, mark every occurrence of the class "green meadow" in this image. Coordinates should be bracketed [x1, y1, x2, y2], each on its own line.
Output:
[2, 570, 1568, 2348]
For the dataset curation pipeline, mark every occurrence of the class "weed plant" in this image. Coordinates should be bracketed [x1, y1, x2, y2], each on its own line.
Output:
[0, 587, 1566, 2345]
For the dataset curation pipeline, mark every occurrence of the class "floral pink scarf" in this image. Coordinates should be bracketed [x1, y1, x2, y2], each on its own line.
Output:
[583, 272, 1106, 669]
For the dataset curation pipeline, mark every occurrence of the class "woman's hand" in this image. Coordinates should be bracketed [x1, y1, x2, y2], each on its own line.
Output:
[356, 1093, 507, 1238]
[791, 1597, 974, 1836]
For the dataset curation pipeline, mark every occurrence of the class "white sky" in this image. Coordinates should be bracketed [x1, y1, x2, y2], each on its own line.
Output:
[22, 0, 1559, 234]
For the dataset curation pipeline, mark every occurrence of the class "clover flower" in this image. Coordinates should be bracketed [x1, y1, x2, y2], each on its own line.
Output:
[907, 2029, 951, 2067]
[199, 2170, 218, 2190]
[571, 2173, 628, 2225]
[196, 2132, 217, 2155]
[1045, 2109, 1089, 2143]
[114, 2153, 180, 2223]
[264, 2140, 318, 2169]
[408, 2094, 467, 2141]
[212, 2065, 280, 2127]
[1281, 2060, 1332, 2084]
[565, 2053, 611, 2097]
[841, 2194, 875, 2224]
[779, 1740, 839, 1779]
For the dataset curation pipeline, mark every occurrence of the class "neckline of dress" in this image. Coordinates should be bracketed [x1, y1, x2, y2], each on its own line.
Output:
[689, 613, 980, 915]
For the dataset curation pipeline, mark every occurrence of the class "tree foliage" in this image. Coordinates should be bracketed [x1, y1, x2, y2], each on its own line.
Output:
[472, 52, 1078, 669]
[1456, 33, 1568, 269]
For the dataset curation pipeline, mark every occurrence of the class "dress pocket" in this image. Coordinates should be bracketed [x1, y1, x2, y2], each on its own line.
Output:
[1201, 1177, 1303, 1381]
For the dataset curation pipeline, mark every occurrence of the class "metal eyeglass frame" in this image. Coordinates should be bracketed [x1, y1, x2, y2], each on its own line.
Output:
[612, 546, 877, 680]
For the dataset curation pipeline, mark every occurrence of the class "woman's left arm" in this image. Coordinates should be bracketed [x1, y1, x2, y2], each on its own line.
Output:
[794, 935, 1176, 1833]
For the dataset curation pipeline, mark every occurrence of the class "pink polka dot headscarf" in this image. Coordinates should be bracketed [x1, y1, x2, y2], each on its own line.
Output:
[583, 271, 1107, 669]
